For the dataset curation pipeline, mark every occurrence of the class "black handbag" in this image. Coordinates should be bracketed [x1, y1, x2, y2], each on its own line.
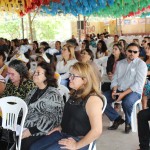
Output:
[0, 127, 16, 150]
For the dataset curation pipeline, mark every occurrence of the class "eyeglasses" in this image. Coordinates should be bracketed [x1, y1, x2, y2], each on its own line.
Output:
[82, 43, 85, 44]
[113, 47, 119, 51]
[69, 73, 83, 80]
[81, 52, 88, 55]
[33, 72, 45, 76]
[7, 72, 15, 77]
[128, 49, 139, 54]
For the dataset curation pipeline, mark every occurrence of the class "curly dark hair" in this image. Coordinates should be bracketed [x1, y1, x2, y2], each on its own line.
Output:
[97, 40, 107, 53]
[37, 62, 57, 88]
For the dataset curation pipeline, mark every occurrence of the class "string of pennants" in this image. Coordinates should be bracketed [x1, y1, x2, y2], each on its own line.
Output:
[0, 0, 150, 18]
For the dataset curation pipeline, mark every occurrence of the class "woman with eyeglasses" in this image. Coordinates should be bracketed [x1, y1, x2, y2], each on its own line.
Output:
[56, 44, 77, 87]
[0, 59, 35, 99]
[29, 62, 103, 150]
[21, 62, 64, 150]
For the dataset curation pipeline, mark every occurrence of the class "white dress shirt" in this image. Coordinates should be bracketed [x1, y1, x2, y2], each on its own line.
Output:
[56, 59, 78, 80]
[111, 58, 147, 94]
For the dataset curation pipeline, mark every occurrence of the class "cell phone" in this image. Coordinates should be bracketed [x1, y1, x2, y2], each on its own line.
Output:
[114, 94, 119, 100]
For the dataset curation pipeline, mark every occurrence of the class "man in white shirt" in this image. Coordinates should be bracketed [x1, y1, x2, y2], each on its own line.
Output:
[104, 43, 147, 133]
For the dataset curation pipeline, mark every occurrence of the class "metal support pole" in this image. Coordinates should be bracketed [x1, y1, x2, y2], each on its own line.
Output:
[78, 15, 81, 42]
[119, 18, 122, 36]
[116, 18, 118, 35]
[28, 13, 33, 42]
[21, 17, 24, 39]
[84, 16, 86, 37]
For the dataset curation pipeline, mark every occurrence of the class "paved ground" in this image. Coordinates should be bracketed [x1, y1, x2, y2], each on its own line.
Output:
[96, 114, 139, 150]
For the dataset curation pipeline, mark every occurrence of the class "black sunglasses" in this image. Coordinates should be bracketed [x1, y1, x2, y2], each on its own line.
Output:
[128, 49, 139, 54]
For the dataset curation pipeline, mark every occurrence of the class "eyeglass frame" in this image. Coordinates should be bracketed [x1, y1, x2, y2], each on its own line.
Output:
[80, 52, 89, 55]
[127, 49, 139, 54]
[33, 72, 45, 76]
[69, 73, 84, 80]
[6, 72, 15, 77]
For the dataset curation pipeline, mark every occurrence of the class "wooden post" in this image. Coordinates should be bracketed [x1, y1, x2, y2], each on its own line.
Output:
[84, 16, 86, 37]
[119, 18, 122, 36]
[116, 18, 118, 35]
[145, 16, 146, 35]
[21, 17, 24, 39]
[78, 15, 81, 42]
[28, 13, 33, 42]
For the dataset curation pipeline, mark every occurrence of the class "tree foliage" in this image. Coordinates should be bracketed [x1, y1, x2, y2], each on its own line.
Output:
[33, 19, 61, 41]
[0, 16, 66, 41]
[0, 20, 20, 39]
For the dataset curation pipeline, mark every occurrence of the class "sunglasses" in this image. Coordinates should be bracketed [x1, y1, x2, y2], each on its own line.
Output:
[128, 49, 139, 54]
[69, 73, 84, 80]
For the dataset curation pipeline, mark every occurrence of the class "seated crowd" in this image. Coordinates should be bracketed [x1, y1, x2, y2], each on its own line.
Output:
[0, 33, 150, 150]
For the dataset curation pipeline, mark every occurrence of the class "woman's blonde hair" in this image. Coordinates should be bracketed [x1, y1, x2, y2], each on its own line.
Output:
[62, 44, 76, 60]
[70, 62, 101, 98]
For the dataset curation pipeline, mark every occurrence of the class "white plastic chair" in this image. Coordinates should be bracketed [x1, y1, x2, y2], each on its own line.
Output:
[0, 96, 28, 150]
[57, 84, 70, 103]
[131, 99, 142, 132]
[88, 95, 107, 150]
[110, 98, 142, 132]
[101, 95, 107, 114]
[94, 59, 104, 77]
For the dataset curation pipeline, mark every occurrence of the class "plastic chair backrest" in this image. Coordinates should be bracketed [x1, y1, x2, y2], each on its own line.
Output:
[88, 94, 107, 150]
[57, 85, 70, 103]
[101, 95, 107, 114]
[0, 96, 28, 150]
[55, 72, 61, 86]
[30, 62, 37, 73]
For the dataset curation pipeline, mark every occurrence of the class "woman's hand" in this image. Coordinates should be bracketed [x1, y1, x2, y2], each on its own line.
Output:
[47, 126, 61, 135]
[59, 137, 77, 150]
[22, 129, 31, 139]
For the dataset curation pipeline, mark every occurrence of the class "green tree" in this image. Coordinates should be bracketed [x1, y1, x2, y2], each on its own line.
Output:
[0, 20, 20, 39]
[33, 19, 61, 41]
